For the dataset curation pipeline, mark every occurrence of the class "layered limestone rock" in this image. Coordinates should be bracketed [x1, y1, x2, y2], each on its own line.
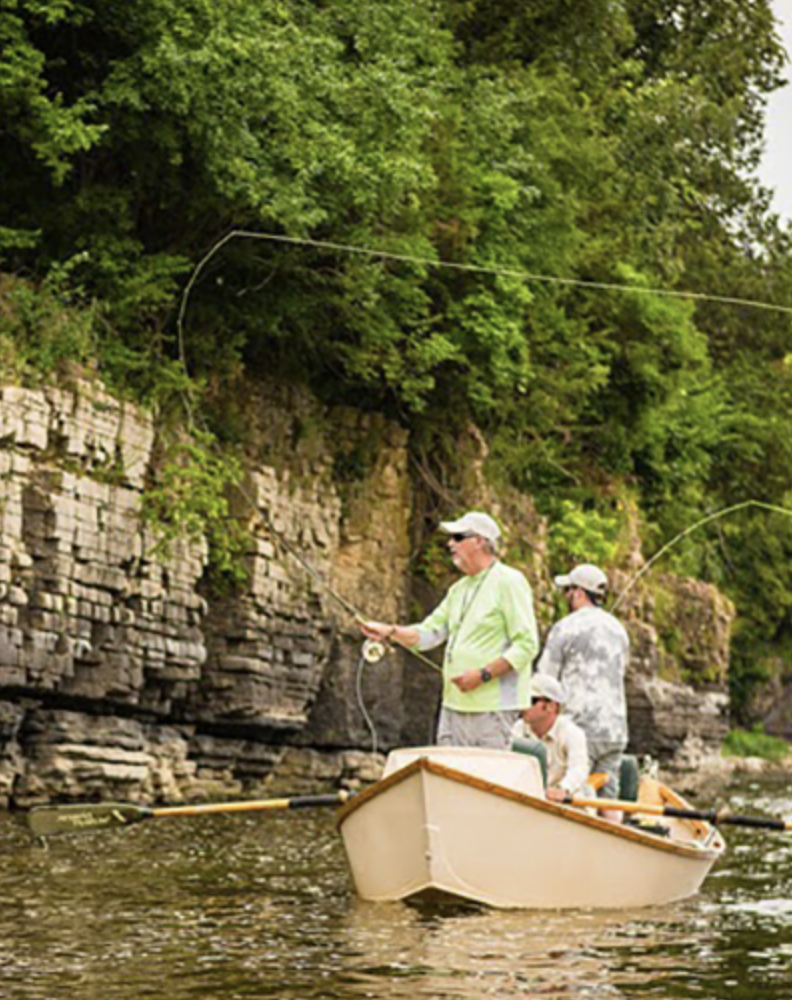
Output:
[0, 382, 212, 803]
[0, 378, 732, 807]
[0, 380, 417, 806]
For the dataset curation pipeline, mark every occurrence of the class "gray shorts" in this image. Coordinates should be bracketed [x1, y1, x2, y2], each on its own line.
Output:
[588, 743, 626, 799]
[436, 707, 520, 750]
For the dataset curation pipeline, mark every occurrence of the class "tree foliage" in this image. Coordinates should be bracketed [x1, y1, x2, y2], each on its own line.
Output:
[2, 0, 792, 715]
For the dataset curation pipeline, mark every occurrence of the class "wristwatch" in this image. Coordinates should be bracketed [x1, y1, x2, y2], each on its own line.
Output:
[479, 668, 492, 683]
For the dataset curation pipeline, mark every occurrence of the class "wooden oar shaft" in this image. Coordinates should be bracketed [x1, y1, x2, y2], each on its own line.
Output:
[152, 792, 349, 819]
[567, 795, 792, 831]
[27, 791, 350, 837]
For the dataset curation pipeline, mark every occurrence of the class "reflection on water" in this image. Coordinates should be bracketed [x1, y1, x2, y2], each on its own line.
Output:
[341, 901, 689, 999]
[0, 774, 790, 1000]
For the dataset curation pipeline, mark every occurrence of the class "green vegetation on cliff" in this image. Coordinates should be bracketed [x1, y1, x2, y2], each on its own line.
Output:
[2, 0, 792, 719]
[723, 725, 791, 763]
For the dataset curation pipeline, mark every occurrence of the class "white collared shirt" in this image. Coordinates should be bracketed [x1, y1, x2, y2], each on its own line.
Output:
[511, 714, 591, 794]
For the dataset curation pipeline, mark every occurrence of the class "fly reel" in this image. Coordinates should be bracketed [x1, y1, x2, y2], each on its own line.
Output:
[361, 638, 389, 664]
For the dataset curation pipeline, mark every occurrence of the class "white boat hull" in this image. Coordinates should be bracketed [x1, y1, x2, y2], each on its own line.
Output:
[338, 747, 724, 910]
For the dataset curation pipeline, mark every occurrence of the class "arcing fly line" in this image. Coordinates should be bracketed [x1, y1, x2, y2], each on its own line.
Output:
[176, 229, 792, 366]
[612, 500, 792, 613]
[356, 648, 380, 757]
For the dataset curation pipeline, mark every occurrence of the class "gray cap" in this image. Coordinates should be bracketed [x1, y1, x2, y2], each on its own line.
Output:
[440, 511, 501, 543]
[530, 674, 567, 705]
[554, 563, 608, 597]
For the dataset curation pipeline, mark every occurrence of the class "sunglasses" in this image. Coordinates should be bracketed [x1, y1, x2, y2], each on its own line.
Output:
[450, 532, 477, 542]
[531, 696, 551, 706]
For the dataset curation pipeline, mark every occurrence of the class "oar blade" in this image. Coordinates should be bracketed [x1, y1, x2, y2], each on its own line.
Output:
[28, 802, 152, 838]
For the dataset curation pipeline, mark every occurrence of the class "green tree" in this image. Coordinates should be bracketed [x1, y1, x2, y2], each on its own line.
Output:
[2, 0, 792, 719]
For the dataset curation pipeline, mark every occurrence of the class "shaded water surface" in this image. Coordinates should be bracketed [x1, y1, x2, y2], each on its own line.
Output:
[1, 774, 791, 999]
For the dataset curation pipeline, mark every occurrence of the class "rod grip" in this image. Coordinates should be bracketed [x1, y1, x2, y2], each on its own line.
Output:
[288, 793, 349, 809]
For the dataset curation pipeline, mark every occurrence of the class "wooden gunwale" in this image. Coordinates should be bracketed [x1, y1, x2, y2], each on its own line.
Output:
[337, 756, 721, 862]
[336, 758, 425, 822]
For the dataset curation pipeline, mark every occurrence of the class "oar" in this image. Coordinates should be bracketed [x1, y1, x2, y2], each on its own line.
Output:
[564, 794, 792, 831]
[28, 791, 350, 838]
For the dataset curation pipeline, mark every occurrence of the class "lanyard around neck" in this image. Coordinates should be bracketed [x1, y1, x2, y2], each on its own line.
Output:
[446, 561, 497, 664]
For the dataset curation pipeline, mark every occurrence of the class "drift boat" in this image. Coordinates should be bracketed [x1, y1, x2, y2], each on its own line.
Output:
[337, 746, 725, 909]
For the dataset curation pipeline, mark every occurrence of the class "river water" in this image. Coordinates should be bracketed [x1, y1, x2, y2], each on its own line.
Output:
[1, 773, 790, 1000]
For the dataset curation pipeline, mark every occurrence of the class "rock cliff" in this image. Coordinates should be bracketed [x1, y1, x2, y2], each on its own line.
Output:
[0, 379, 732, 807]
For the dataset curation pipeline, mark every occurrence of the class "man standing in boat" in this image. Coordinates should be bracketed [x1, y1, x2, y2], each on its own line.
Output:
[535, 563, 629, 800]
[360, 511, 539, 749]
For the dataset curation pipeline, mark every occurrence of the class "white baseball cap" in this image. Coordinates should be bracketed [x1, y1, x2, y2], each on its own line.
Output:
[440, 511, 501, 542]
[530, 674, 567, 705]
[554, 563, 608, 597]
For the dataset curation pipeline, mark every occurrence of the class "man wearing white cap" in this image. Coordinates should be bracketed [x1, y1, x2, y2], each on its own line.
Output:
[360, 511, 538, 749]
[511, 674, 591, 802]
[534, 563, 629, 799]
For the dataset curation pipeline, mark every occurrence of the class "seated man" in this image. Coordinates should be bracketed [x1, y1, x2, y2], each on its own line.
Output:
[511, 675, 591, 803]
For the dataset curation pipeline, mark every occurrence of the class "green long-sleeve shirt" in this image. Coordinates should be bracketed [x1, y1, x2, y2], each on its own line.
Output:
[413, 561, 538, 712]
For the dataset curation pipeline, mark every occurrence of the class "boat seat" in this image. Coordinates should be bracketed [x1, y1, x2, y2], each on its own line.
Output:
[510, 736, 548, 787]
[619, 755, 640, 801]
[511, 745, 640, 801]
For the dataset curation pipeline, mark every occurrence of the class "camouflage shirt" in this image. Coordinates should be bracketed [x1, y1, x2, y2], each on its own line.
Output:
[535, 605, 629, 748]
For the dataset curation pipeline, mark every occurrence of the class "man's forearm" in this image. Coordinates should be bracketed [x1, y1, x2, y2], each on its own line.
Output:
[390, 625, 420, 647]
[482, 656, 514, 679]
[451, 656, 513, 692]
[360, 620, 421, 647]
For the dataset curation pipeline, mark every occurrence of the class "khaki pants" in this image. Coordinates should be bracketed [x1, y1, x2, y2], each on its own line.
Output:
[436, 706, 520, 750]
